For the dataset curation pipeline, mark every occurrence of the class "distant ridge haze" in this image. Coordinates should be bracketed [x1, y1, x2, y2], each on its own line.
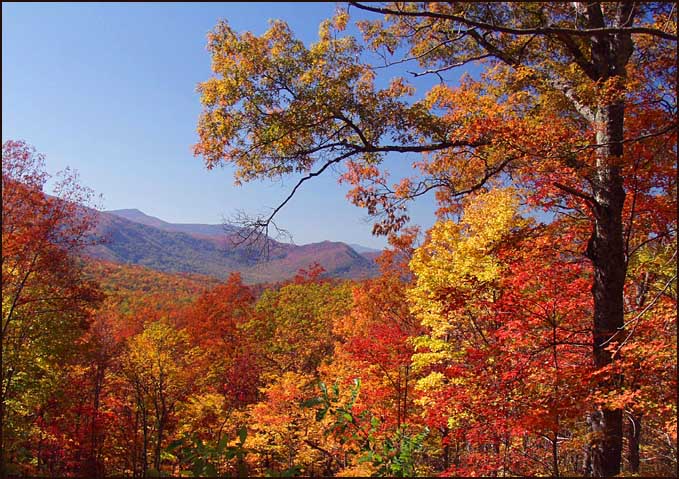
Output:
[347, 243, 382, 254]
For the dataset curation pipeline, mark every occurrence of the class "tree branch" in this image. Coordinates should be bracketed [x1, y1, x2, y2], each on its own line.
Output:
[553, 182, 596, 205]
[349, 2, 678, 41]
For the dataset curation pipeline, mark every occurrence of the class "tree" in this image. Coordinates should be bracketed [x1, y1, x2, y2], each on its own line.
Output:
[247, 371, 322, 476]
[319, 258, 431, 475]
[182, 272, 261, 409]
[1, 140, 102, 477]
[330, 251, 423, 434]
[194, 3, 676, 475]
[247, 273, 352, 379]
[121, 320, 196, 477]
[408, 189, 594, 475]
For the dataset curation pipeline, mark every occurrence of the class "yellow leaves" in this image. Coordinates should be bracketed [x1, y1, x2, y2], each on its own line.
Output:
[333, 9, 349, 32]
[415, 371, 446, 392]
[411, 342, 454, 373]
[446, 408, 473, 431]
[176, 392, 227, 437]
[408, 189, 523, 394]
[356, 67, 376, 92]
[462, 188, 522, 244]
[513, 65, 536, 82]
[197, 78, 218, 106]
[250, 371, 314, 428]
[409, 188, 521, 296]
[336, 462, 377, 477]
[198, 13, 395, 182]
[259, 371, 310, 404]
[318, 19, 332, 43]
[422, 84, 453, 110]
[385, 77, 415, 98]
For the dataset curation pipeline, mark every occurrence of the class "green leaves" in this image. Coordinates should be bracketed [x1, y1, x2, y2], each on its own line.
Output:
[166, 428, 248, 477]
[301, 378, 427, 475]
[360, 427, 428, 478]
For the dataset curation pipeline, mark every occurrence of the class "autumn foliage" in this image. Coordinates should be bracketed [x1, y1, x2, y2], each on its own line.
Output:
[2, 2, 677, 478]
[2, 137, 675, 476]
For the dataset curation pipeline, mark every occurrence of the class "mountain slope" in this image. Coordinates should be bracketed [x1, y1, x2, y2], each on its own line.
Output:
[348, 243, 381, 254]
[245, 241, 376, 283]
[107, 209, 239, 237]
[88, 212, 248, 278]
[87, 209, 377, 283]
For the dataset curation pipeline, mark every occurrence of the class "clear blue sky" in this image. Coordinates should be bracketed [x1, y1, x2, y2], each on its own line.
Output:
[2, 2, 461, 249]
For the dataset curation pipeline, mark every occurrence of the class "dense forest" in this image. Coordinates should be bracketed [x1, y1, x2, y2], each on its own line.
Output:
[2, 2, 677, 478]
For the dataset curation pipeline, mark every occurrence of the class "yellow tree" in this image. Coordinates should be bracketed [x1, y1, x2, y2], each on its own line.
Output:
[246, 277, 352, 379]
[121, 320, 196, 477]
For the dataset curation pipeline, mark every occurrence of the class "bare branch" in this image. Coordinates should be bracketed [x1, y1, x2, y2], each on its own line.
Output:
[227, 151, 358, 258]
[407, 54, 491, 78]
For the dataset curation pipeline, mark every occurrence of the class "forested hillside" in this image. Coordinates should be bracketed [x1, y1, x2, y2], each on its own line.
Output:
[84, 207, 378, 283]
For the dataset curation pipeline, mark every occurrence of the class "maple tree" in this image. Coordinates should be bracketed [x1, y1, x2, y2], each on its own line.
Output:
[313, 254, 431, 476]
[181, 272, 261, 408]
[335, 273, 420, 432]
[194, 3, 676, 475]
[407, 190, 587, 475]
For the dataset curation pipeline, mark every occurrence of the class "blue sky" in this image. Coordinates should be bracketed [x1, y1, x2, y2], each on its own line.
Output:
[2, 2, 470, 248]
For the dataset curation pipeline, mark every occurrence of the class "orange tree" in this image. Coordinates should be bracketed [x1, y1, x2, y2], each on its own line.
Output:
[181, 272, 261, 410]
[194, 3, 676, 475]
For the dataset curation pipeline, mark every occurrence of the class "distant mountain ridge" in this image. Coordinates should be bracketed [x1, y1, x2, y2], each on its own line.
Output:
[347, 243, 381, 254]
[84, 208, 379, 283]
[108, 209, 239, 237]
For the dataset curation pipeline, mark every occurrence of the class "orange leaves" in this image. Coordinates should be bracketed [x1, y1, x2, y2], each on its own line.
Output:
[184, 272, 254, 348]
[251, 372, 311, 423]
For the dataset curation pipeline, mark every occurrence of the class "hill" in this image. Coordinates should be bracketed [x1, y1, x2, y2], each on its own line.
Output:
[107, 208, 239, 237]
[84, 208, 378, 283]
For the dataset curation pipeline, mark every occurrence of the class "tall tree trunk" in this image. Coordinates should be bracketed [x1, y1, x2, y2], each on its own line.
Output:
[402, 364, 409, 426]
[132, 408, 139, 479]
[140, 403, 149, 479]
[627, 413, 641, 473]
[440, 427, 450, 472]
[154, 423, 163, 474]
[552, 434, 559, 478]
[0, 351, 14, 479]
[583, 96, 627, 477]
[154, 409, 166, 474]
[580, 4, 634, 475]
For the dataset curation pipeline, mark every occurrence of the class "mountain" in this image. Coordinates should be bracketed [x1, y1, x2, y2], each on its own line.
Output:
[85, 208, 377, 283]
[87, 211, 247, 277]
[347, 243, 382, 254]
[107, 209, 239, 237]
